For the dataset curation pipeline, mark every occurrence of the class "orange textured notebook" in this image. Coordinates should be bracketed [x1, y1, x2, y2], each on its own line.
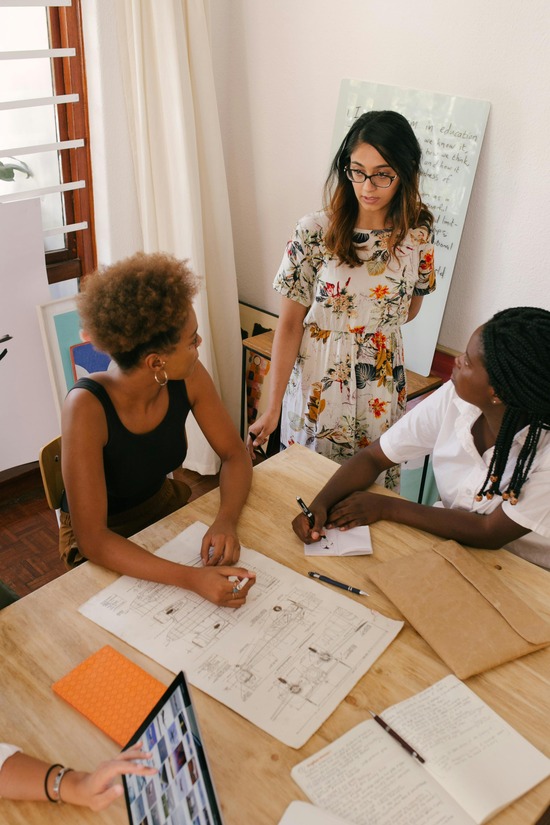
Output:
[52, 645, 166, 746]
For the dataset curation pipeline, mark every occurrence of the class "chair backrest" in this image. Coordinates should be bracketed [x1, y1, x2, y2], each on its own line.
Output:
[39, 436, 64, 511]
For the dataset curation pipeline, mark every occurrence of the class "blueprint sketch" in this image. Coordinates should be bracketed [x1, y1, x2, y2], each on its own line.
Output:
[79, 522, 403, 747]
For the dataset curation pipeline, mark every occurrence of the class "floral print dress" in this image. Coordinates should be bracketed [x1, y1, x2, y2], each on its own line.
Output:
[273, 211, 435, 485]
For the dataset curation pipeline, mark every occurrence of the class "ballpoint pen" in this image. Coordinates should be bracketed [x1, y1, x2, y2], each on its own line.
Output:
[368, 710, 425, 763]
[296, 496, 315, 527]
[308, 571, 368, 597]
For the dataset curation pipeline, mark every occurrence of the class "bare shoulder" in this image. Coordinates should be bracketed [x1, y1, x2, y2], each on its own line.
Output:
[61, 382, 108, 443]
[63, 383, 102, 414]
[184, 360, 217, 405]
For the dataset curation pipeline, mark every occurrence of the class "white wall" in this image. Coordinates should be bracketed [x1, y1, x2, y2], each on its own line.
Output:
[209, 0, 550, 353]
[83, 0, 550, 354]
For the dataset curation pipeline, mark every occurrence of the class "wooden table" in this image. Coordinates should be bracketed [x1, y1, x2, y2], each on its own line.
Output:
[1, 445, 549, 824]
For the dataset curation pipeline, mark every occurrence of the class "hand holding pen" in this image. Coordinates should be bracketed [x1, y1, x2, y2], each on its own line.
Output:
[296, 497, 315, 527]
[293, 497, 328, 543]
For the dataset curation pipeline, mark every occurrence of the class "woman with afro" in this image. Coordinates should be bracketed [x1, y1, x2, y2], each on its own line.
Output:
[60, 251, 255, 607]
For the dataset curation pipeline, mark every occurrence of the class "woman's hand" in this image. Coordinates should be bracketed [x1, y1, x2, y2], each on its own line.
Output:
[185, 565, 256, 607]
[200, 519, 241, 565]
[327, 491, 388, 529]
[52, 746, 156, 811]
[291, 504, 328, 544]
[245, 298, 309, 461]
[246, 409, 280, 459]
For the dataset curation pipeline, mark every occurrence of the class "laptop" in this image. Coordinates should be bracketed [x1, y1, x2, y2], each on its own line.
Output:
[122, 671, 224, 825]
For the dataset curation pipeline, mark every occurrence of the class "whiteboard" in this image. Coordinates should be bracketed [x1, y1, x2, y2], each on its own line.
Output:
[332, 80, 490, 375]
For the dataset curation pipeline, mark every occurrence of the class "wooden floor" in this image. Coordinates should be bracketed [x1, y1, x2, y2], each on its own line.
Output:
[0, 466, 221, 598]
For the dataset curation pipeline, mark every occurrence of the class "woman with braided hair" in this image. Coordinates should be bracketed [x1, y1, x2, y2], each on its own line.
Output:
[292, 306, 550, 569]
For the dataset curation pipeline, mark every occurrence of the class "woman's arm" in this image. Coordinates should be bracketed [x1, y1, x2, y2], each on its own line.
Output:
[327, 490, 530, 550]
[291, 437, 530, 550]
[185, 361, 253, 565]
[292, 441, 394, 541]
[406, 294, 423, 323]
[61, 390, 254, 607]
[0, 746, 155, 810]
[246, 297, 308, 457]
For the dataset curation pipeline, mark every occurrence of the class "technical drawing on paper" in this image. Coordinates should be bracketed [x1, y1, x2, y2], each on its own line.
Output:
[79, 522, 402, 747]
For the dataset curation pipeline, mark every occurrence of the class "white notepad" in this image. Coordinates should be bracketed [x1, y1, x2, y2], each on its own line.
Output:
[304, 525, 372, 557]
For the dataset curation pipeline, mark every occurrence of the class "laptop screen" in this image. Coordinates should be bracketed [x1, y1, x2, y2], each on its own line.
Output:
[122, 671, 224, 825]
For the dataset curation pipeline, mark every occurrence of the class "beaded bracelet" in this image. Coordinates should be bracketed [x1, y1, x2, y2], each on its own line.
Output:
[44, 763, 63, 803]
[52, 766, 74, 803]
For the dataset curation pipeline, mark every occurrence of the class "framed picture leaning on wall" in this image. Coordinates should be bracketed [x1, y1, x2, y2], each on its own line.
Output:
[36, 295, 81, 420]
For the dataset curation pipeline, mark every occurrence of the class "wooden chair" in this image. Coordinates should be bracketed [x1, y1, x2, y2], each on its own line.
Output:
[39, 436, 63, 522]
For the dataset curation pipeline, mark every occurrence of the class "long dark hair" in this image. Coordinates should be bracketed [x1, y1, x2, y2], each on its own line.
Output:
[323, 110, 433, 267]
[476, 306, 550, 503]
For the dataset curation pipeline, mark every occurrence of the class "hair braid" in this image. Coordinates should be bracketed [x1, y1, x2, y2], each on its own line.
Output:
[476, 307, 550, 503]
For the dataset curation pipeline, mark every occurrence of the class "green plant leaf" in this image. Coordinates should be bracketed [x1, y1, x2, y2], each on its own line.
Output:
[0, 163, 16, 182]
[0, 158, 32, 181]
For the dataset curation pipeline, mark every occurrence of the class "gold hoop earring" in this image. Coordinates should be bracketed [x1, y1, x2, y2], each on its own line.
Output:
[154, 368, 168, 386]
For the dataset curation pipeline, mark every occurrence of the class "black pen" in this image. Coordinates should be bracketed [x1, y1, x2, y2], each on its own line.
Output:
[308, 571, 369, 597]
[296, 496, 315, 528]
[368, 710, 425, 763]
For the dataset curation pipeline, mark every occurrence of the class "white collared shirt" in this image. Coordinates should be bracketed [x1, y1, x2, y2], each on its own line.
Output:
[0, 743, 21, 786]
[380, 380, 550, 569]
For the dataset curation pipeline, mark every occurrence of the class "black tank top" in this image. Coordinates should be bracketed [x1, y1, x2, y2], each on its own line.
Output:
[66, 377, 191, 514]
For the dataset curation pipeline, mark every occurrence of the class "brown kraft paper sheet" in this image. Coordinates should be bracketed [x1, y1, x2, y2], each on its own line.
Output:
[368, 540, 550, 679]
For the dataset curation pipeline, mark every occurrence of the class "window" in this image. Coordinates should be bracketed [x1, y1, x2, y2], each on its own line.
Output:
[0, 0, 96, 284]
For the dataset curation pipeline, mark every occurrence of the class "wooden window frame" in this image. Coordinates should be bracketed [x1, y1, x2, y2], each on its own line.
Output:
[46, 0, 96, 284]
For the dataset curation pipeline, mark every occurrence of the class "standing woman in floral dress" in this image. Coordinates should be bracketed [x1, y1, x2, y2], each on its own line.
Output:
[247, 110, 435, 487]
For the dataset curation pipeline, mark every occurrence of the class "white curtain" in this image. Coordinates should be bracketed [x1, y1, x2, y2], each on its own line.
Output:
[115, 0, 242, 475]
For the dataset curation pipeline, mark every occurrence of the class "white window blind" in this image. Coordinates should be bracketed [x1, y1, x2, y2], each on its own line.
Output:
[0, 0, 89, 254]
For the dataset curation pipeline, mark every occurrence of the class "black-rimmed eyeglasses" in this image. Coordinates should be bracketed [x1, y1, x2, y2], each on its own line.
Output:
[344, 168, 397, 188]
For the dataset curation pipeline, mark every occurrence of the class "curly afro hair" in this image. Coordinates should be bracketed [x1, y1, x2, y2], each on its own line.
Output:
[78, 251, 198, 370]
